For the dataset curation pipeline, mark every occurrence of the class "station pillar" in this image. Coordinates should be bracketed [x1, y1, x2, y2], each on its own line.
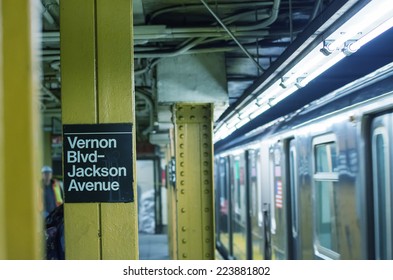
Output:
[0, 0, 42, 259]
[61, 0, 137, 259]
[165, 145, 178, 259]
[173, 104, 215, 260]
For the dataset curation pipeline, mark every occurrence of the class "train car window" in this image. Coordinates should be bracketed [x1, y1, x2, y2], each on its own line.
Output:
[315, 142, 337, 173]
[313, 135, 340, 260]
[372, 126, 392, 259]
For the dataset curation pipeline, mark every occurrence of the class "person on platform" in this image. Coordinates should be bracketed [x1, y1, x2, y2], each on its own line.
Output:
[42, 166, 65, 259]
[41, 166, 64, 218]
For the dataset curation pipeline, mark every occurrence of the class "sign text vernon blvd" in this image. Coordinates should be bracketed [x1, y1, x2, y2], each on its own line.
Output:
[63, 123, 134, 203]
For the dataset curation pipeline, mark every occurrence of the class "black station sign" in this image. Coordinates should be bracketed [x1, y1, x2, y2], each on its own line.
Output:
[63, 123, 134, 203]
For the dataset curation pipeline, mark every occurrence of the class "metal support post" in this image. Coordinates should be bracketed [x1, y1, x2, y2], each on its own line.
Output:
[173, 103, 215, 259]
[0, 0, 42, 259]
[61, 0, 137, 259]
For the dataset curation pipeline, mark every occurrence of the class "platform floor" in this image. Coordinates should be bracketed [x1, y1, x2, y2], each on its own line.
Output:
[139, 233, 170, 260]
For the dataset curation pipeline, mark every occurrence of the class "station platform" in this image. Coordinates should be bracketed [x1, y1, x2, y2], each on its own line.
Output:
[139, 233, 225, 260]
[139, 233, 170, 260]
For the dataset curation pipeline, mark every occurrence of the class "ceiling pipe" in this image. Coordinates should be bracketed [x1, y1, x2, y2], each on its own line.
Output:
[200, 0, 265, 72]
[134, 6, 273, 58]
[134, 32, 270, 58]
[310, 0, 323, 21]
[135, 89, 155, 136]
[43, 27, 269, 42]
[41, 4, 275, 42]
[260, 0, 281, 29]
[147, 0, 317, 23]
[148, 1, 275, 23]
[41, 0, 60, 26]
[43, 0, 282, 67]
[135, 59, 160, 76]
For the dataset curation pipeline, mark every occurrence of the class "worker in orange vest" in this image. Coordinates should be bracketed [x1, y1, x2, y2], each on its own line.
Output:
[41, 166, 64, 217]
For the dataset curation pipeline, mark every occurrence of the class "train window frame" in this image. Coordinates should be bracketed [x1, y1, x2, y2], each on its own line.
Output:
[371, 126, 392, 260]
[312, 134, 340, 260]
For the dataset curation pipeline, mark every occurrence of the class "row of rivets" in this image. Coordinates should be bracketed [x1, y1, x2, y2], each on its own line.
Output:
[175, 104, 212, 123]
[201, 109, 213, 260]
[177, 117, 187, 260]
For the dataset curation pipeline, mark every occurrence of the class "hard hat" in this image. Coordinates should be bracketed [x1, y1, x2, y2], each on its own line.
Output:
[41, 166, 53, 173]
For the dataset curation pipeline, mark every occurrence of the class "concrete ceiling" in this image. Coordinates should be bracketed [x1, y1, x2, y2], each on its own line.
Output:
[40, 0, 334, 145]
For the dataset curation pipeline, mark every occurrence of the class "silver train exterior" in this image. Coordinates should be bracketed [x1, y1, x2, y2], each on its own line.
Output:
[214, 62, 393, 260]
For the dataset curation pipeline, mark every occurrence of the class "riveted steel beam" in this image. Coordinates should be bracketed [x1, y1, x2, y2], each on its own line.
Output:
[173, 104, 215, 260]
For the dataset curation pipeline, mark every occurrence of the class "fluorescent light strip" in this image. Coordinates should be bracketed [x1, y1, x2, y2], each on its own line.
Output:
[225, 117, 239, 129]
[250, 104, 270, 119]
[256, 80, 283, 105]
[238, 102, 259, 119]
[270, 86, 298, 106]
[298, 52, 346, 87]
[280, 45, 326, 89]
[352, 16, 393, 50]
[327, 0, 393, 51]
[235, 118, 251, 129]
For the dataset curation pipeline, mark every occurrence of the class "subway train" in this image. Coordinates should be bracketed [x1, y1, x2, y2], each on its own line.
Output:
[214, 62, 393, 260]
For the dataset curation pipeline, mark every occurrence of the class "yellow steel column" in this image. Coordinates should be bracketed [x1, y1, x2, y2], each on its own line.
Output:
[61, 0, 137, 259]
[0, 0, 42, 259]
[0, 0, 4, 259]
[173, 103, 215, 260]
[96, 0, 137, 259]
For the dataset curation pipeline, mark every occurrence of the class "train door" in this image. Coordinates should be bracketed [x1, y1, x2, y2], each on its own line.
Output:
[246, 149, 264, 259]
[371, 114, 393, 259]
[288, 139, 300, 259]
[270, 142, 288, 259]
[230, 153, 248, 259]
[216, 156, 231, 258]
[312, 134, 340, 260]
[260, 143, 272, 260]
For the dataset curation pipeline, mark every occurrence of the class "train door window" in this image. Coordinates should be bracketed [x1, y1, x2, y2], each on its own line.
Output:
[313, 135, 340, 259]
[371, 125, 392, 259]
